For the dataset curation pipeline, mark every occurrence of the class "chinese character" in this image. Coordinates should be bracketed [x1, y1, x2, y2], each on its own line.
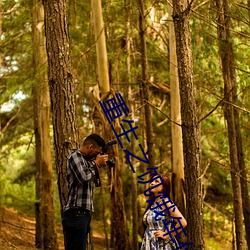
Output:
[123, 144, 149, 173]
[111, 120, 138, 148]
[99, 93, 130, 124]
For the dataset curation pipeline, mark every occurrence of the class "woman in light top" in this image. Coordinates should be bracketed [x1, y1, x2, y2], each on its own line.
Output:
[141, 174, 187, 250]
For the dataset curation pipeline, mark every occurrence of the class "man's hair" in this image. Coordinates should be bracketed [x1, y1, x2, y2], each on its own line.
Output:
[83, 134, 105, 148]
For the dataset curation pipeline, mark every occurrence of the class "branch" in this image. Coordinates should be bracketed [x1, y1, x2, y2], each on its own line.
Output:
[198, 93, 227, 124]
[192, 0, 210, 12]
[234, 66, 250, 75]
[143, 99, 182, 127]
[1, 107, 21, 135]
[197, 158, 211, 180]
[2, 4, 20, 16]
[81, 26, 105, 56]
[236, 3, 250, 11]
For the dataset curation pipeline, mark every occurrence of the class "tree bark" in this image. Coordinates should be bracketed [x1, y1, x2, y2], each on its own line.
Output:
[172, 0, 204, 249]
[32, 0, 58, 249]
[0, 0, 2, 67]
[92, 0, 110, 94]
[91, 1, 129, 248]
[137, 0, 155, 169]
[43, 0, 78, 210]
[235, 111, 250, 248]
[125, 0, 138, 248]
[216, 0, 247, 248]
[168, 2, 186, 218]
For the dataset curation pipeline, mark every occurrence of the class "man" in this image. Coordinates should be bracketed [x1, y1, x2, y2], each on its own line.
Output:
[62, 134, 108, 250]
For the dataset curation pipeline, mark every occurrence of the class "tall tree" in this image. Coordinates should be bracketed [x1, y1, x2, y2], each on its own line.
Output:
[0, 0, 2, 67]
[32, 1, 58, 249]
[43, 0, 78, 210]
[92, 1, 130, 249]
[137, 0, 155, 169]
[168, 2, 186, 217]
[125, 0, 138, 248]
[172, 0, 204, 249]
[92, 0, 109, 94]
[216, 0, 247, 248]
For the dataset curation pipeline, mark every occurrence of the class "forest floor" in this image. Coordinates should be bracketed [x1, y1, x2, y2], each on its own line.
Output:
[0, 207, 108, 250]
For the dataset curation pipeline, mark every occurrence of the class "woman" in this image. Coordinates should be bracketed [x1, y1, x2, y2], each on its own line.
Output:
[141, 174, 187, 250]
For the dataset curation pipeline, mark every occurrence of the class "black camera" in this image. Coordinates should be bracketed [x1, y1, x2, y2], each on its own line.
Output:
[93, 139, 117, 187]
[101, 139, 117, 168]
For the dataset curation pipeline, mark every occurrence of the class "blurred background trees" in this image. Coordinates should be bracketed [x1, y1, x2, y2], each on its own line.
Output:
[0, 0, 249, 249]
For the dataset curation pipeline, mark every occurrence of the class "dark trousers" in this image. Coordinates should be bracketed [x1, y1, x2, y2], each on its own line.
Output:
[62, 208, 91, 250]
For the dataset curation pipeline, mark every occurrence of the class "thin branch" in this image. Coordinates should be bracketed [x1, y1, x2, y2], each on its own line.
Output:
[192, 9, 250, 39]
[143, 99, 182, 127]
[81, 26, 105, 56]
[198, 90, 230, 124]
[192, 0, 210, 12]
[197, 158, 211, 180]
[234, 66, 250, 75]
[236, 3, 250, 11]
[2, 4, 20, 16]
[1, 107, 21, 135]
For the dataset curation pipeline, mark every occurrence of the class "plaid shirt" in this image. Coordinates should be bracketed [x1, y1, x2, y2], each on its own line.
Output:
[64, 149, 97, 212]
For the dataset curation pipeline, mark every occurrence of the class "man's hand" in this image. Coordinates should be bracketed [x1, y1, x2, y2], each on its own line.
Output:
[94, 154, 108, 167]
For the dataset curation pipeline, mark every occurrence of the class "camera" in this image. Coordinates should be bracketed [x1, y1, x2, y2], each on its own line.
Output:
[93, 139, 117, 187]
[101, 139, 117, 168]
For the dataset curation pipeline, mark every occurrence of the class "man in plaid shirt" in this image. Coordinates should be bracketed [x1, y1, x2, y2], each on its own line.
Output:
[62, 134, 108, 250]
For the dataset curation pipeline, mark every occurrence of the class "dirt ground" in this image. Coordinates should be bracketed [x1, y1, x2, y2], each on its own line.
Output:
[0, 207, 108, 250]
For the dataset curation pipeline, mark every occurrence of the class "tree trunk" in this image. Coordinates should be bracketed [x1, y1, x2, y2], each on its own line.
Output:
[0, 0, 2, 67]
[137, 0, 155, 169]
[216, 0, 246, 248]
[92, 0, 110, 94]
[91, 1, 129, 248]
[43, 0, 78, 210]
[168, 2, 186, 217]
[32, 1, 58, 249]
[235, 111, 250, 248]
[172, 1, 204, 249]
[125, 0, 138, 248]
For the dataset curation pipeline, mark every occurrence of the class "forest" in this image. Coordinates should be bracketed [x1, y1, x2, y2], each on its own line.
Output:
[0, 0, 249, 249]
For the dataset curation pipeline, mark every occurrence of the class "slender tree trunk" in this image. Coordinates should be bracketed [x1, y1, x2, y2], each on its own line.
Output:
[125, 0, 138, 249]
[92, 0, 109, 94]
[32, 1, 58, 249]
[172, 1, 204, 249]
[43, 0, 78, 211]
[235, 113, 250, 248]
[100, 184, 109, 250]
[91, 2, 129, 248]
[216, 0, 246, 248]
[137, 0, 155, 169]
[168, 2, 186, 217]
[0, 0, 3, 233]
[0, 0, 2, 67]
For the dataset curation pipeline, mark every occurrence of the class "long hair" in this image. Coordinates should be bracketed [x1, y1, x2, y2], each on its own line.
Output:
[142, 174, 171, 234]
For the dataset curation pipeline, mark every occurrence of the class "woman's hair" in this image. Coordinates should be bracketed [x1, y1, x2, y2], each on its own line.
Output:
[141, 173, 171, 234]
[145, 174, 171, 211]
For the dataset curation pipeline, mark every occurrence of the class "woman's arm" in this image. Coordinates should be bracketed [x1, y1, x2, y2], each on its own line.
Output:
[154, 200, 187, 240]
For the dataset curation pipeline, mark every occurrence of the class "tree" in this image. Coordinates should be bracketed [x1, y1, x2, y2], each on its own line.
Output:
[92, 0, 109, 94]
[91, 1, 130, 249]
[32, 0, 58, 249]
[137, 0, 155, 169]
[168, 2, 186, 218]
[125, 0, 138, 248]
[43, 0, 78, 210]
[172, 0, 204, 249]
[216, 0, 247, 248]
